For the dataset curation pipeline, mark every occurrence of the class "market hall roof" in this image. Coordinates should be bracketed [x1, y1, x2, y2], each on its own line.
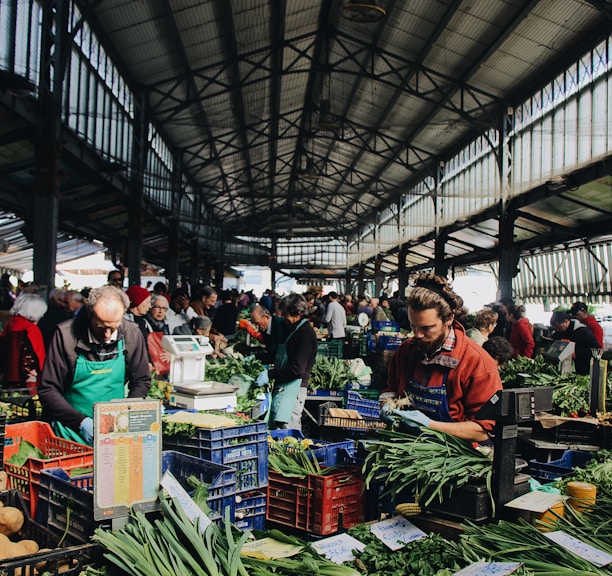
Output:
[0, 0, 610, 280]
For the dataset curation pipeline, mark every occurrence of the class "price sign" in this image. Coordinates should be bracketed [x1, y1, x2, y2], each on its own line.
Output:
[311, 533, 366, 564]
[454, 562, 523, 575]
[544, 531, 612, 567]
[369, 515, 427, 550]
[93, 399, 162, 521]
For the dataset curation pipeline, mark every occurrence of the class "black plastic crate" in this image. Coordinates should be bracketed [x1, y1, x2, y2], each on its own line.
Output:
[38, 468, 107, 546]
[531, 420, 610, 447]
[0, 389, 40, 423]
[0, 489, 101, 576]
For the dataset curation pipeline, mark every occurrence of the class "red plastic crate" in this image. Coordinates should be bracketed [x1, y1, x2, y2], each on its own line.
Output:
[3, 421, 93, 518]
[266, 466, 364, 536]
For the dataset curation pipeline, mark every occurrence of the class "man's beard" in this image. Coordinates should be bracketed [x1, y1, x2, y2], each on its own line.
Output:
[415, 331, 447, 355]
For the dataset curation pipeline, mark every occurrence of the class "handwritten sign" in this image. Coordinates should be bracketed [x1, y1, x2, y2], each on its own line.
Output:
[544, 531, 612, 568]
[369, 515, 427, 550]
[454, 562, 523, 575]
[161, 470, 211, 532]
[311, 533, 366, 564]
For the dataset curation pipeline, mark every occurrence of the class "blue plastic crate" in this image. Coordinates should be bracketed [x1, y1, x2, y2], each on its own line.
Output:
[234, 491, 267, 531]
[377, 334, 404, 351]
[161, 451, 237, 522]
[38, 468, 103, 545]
[269, 429, 355, 466]
[372, 321, 400, 333]
[528, 450, 594, 482]
[162, 421, 268, 492]
[346, 390, 380, 419]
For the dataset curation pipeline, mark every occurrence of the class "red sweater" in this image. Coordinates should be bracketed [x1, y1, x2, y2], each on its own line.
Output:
[509, 317, 534, 358]
[383, 322, 502, 432]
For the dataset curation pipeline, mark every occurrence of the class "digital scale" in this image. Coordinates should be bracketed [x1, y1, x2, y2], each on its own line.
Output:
[161, 335, 239, 411]
[543, 340, 575, 374]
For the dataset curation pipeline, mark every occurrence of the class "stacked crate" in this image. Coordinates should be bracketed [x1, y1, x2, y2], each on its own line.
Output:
[266, 429, 363, 536]
[163, 419, 269, 530]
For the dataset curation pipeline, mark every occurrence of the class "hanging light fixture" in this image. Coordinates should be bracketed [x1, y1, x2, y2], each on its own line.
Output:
[298, 156, 321, 181]
[314, 99, 341, 132]
[341, 1, 386, 23]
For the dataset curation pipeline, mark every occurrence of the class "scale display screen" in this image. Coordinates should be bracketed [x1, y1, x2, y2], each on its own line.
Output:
[516, 391, 534, 420]
[545, 340, 570, 359]
[173, 337, 200, 352]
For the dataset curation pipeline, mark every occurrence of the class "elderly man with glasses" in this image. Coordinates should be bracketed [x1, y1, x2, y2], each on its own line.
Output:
[38, 285, 150, 446]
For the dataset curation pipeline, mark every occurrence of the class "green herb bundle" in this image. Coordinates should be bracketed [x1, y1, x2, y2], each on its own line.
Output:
[363, 429, 493, 509]
[346, 523, 464, 576]
[451, 518, 611, 575]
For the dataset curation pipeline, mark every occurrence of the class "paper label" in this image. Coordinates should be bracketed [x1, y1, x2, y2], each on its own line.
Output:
[240, 537, 303, 560]
[454, 562, 523, 575]
[504, 490, 565, 513]
[369, 515, 427, 550]
[544, 531, 612, 567]
[160, 470, 211, 532]
[311, 533, 366, 564]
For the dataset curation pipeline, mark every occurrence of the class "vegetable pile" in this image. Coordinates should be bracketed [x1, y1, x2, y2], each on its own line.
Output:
[346, 523, 463, 576]
[308, 356, 353, 392]
[363, 428, 494, 509]
[92, 494, 361, 576]
[499, 354, 612, 418]
[267, 435, 338, 477]
[556, 449, 612, 498]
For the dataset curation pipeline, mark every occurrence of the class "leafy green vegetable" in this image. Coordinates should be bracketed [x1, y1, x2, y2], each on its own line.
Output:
[347, 523, 464, 576]
[309, 356, 353, 391]
[7, 439, 45, 466]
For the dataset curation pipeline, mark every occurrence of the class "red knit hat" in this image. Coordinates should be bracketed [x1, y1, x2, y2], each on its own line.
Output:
[126, 285, 151, 308]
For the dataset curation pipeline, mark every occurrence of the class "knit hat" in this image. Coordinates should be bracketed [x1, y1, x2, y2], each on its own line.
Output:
[126, 285, 151, 308]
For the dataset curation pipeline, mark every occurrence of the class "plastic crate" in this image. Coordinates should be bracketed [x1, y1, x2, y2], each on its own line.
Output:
[528, 450, 594, 483]
[235, 490, 267, 531]
[0, 489, 101, 576]
[38, 468, 105, 545]
[531, 421, 609, 447]
[267, 466, 365, 536]
[268, 429, 355, 466]
[372, 321, 400, 333]
[4, 421, 94, 518]
[318, 402, 386, 433]
[0, 388, 41, 423]
[316, 340, 343, 359]
[307, 388, 344, 397]
[377, 334, 404, 351]
[345, 390, 380, 419]
[161, 450, 237, 522]
[0, 412, 6, 469]
[162, 421, 268, 492]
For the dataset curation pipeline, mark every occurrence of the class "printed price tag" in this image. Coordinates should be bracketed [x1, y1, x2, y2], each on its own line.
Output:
[161, 470, 211, 532]
[369, 515, 427, 550]
[311, 533, 366, 564]
[454, 562, 523, 575]
[544, 531, 612, 567]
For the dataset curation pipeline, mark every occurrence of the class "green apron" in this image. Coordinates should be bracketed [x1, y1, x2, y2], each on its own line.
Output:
[53, 339, 126, 445]
[270, 318, 307, 424]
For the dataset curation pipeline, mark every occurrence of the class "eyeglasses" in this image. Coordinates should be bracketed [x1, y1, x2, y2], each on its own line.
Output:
[151, 305, 168, 311]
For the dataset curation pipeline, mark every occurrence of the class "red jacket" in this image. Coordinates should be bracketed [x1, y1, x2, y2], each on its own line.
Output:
[383, 322, 502, 432]
[583, 315, 603, 348]
[509, 317, 534, 358]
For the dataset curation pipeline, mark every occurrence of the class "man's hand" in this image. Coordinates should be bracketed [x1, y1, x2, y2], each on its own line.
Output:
[256, 370, 269, 387]
[79, 417, 94, 444]
[379, 402, 395, 425]
[391, 409, 430, 428]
